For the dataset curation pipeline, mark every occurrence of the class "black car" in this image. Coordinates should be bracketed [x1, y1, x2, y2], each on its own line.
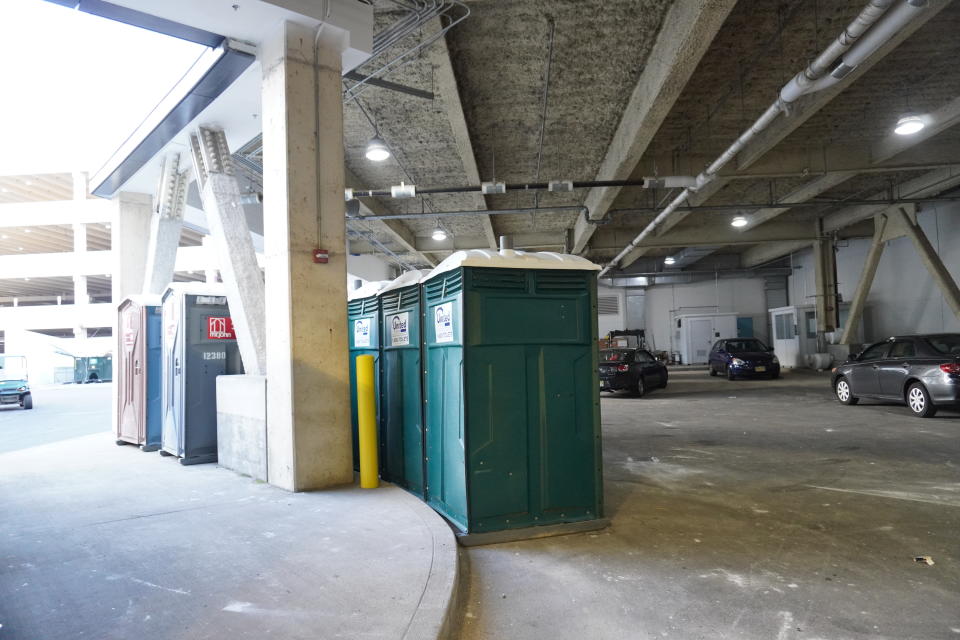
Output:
[599, 349, 668, 396]
[831, 334, 960, 418]
[708, 338, 781, 380]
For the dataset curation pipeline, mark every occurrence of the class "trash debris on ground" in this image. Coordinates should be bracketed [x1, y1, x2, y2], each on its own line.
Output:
[914, 556, 935, 566]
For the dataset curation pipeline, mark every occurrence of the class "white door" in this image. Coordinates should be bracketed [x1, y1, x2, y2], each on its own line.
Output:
[688, 318, 714, 364]
[772, 311, 799, 367]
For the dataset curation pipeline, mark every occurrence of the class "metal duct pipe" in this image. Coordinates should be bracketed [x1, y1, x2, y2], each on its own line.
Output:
[346, 205, 587, 221]
[598, 0, 928, 278]
[348, 176, 696, 199]
[499, 235, 514, 251]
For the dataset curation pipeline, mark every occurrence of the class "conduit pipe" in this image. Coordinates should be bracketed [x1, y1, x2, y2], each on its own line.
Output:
[346, 205, 588, 221]
[348, 176, 697, 199]
[598, 0, 928, 277]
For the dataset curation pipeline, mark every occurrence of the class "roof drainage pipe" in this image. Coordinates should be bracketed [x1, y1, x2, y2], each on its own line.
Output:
[598, 0, 928, 278]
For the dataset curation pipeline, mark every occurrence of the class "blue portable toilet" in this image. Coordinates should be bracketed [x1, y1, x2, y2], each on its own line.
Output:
[116, 295, 164, 451]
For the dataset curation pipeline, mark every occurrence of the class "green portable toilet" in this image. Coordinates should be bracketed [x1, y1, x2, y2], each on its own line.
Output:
[378, 269, 431, 496]
[348, 280, 389, 470]
[422, 249, 604, 538]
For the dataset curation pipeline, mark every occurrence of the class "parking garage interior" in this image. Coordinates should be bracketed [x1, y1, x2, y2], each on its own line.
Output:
[1, 0, 959, 639]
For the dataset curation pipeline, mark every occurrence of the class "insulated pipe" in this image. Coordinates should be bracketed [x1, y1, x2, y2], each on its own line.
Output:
[348, 177, 696, 199]
[597, 0, 927, 278]
[346, 205, 587, 221]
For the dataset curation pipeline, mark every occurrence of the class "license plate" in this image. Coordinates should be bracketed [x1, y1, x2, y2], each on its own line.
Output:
[0, 396, 17, 404]
[755, 366, 766, 372]
[599, 380, 604, 388]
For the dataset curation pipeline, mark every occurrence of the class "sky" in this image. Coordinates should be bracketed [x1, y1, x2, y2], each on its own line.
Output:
[0, 0, 208, 176]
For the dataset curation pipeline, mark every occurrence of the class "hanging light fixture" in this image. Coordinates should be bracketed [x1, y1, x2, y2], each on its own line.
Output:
[664, 256, 676, 265]
[365, 136, 390, 162]
[894, 114, 925, 136]
[731, 215, 748, 228]
[431, 220, 448, 241]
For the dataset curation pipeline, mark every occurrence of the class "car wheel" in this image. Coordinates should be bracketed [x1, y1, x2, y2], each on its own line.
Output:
[708, 366, 717, 377]
[634, 377, 645, 397]
[834, 377, 858, 405]
[769, 371, 779, 380]
[21, 394, 32, 410]
[906, 383, 937, 418]
[727, 366, 736, 381]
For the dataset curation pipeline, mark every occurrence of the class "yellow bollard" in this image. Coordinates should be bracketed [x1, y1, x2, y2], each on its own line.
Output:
[356, 354, 379, 489]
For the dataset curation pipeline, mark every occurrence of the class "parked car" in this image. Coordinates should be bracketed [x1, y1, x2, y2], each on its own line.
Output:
[708, 338, 780, 380]
[599, 348, 668, 396]
[831, 334, 960, 418]
[0, 355, 33, 410]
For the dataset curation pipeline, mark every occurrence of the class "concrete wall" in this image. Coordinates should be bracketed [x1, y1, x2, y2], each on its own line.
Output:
[347, 254, 394, 289]
[643, 278, 769, 354]
[788, 202, 960, 343]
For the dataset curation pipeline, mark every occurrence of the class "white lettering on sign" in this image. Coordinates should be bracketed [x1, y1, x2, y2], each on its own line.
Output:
[203, 352, 226, 360]
[354, 318, 371, 347]
[434, 303, 454, 343]
[389, 312, 410, 346]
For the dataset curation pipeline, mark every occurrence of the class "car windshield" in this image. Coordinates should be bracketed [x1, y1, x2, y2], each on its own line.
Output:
[0, 356, 27, 382]
[725, 339, 768, 353]
[600, 350, 633, 363]
[926, 334, 960, 356]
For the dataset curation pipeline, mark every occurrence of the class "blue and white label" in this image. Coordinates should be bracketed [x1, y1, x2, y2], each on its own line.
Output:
[434, 303, 454, 343]
[354, 318, 371, 347]
[389, 312, 410, 346]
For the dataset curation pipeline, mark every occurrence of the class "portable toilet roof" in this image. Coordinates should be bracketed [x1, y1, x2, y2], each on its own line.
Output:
[161, 283, 229, 301]
[378, 269, 432, 295]
[119, 294, 163, 310]
[348, 280, 391, 301]
[425, 249, 601, 279]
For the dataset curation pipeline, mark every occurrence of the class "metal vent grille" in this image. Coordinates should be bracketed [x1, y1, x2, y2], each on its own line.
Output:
[471, 268, 526, 290]
[536, 272, 588, 293]
[424, 271, 463, 302]
[598, 295, 620, 315]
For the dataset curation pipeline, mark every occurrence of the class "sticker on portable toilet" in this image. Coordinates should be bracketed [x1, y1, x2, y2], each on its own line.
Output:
[207, 316, 236, 340]
[389, 312, 410, 346]
[435, 303, 454, 343]
[123, 314, 136, 351]
[354, 318, 371, 347]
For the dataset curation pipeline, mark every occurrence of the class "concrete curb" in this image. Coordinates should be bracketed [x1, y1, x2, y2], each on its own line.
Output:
[395, 489, 462, 640]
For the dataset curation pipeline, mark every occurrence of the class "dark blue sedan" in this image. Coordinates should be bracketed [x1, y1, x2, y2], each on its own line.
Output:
[708, 338, 780, 380]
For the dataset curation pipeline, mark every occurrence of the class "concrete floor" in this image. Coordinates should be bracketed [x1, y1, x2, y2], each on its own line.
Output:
[0, 384, 457, 640]
[460, 368, 960, 640]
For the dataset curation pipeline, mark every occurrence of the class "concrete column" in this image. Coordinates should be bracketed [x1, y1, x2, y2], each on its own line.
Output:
[261, 21, 352, 491]
[812, 220, 838, 335]
[143, 154, 186, 295]
[111, 193, 153, 305]
[72, 171, 87, 201]
[73, 221, 88, 339]
[201, 237, 219, 283]
[840, 214, 888, 345]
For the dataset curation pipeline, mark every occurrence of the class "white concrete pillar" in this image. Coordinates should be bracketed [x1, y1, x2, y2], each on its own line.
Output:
[142, 215, 183, 295]
[73, 221, 88, 339]
[201, 236, 219, 283]
[72, 171, 88, 201]
[262, 21, 352, 491]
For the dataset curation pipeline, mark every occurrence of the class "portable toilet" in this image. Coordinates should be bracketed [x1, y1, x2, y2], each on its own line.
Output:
[160, 285, 243, 465]
[421, 249, 604, 538]
[347, 280, 389, 470]
[116, 295, 163, 451]
[378, 270, 431, 496]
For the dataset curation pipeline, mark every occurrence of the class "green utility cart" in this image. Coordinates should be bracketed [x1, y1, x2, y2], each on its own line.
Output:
[378, 270, 430, 497]
[348, 280, 389, 470]
[422, 250, 604, 537]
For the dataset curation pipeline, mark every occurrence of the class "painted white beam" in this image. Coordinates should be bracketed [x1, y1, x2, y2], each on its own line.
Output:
[0, 303, 113, 332]
[0, 199, 113, 228]
[572, 0, 737, 254]
[429, 22, 497, 249]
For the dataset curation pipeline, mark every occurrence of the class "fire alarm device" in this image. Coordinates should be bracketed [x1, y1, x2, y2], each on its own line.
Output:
[313, 248, 329, 264]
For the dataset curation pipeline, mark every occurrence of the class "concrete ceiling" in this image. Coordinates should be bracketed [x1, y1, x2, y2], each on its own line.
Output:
[345, 0, 960, 272]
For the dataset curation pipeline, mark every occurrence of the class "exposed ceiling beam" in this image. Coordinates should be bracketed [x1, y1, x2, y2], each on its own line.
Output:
[344, 168, 438, 267]
[571, 0, 737, 254]
[618, 0, 953, 269]
[741, 165, 960, 267]
[429, 22, 497, 250]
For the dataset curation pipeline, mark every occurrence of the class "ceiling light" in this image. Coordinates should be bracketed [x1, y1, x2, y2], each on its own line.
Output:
[23, 180, 32, 186]
[17, 246, 23, 251]
[365, 136, 390, 162]
[431, 221, 448, 242]
[23, 228, 31, 233]
[105, 223, 111, 229]
[731, 216, 749, 228]
[1, 234, 7, 239]
[664, 256, 676, 265]
[894, 114, 925, 136]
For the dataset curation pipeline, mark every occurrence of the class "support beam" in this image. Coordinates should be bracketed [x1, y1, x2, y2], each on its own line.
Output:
[572, 0, 737, 254]
[430, 21, 497, 249]
[142, 153, 187, 295]
[345, 168, 437, 267]
[617, 0, 952, 269]
[839, 213, 889, 345]
[894, 207, 960, 321]
[191, 127, 267, 376]
[262, 21, 353, 491]
[812, 219, 838, 334]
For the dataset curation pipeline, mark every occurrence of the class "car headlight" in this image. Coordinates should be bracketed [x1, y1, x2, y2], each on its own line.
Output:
[771, 356, 779, 364]
[17, 386, 26, 392]
[731, 358, 745, 366]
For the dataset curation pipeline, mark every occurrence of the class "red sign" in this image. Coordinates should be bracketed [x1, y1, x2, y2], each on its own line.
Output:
[207, 316, 236, 340]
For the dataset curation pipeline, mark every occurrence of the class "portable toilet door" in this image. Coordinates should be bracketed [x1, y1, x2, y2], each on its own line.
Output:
[142, 304, 164, 451]
[378, 270, 430, 497]
[160, 287, 242, 465]
[347, 280, 389, 471]
[116, 298, 147, 447]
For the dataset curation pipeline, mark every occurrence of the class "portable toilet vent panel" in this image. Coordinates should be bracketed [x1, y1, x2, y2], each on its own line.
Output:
[378, 270, 431, 496]
[422, 250, 604, 535]
[116, 296, 163, 451]
[160, 286, 243, 465]
[348, 280, 389, 471]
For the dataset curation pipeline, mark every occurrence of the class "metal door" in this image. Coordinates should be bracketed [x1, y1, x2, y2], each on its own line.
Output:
[772, 311, 799, 367]
[117, 301, 145, 445]
[687, 318, 713, 364]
